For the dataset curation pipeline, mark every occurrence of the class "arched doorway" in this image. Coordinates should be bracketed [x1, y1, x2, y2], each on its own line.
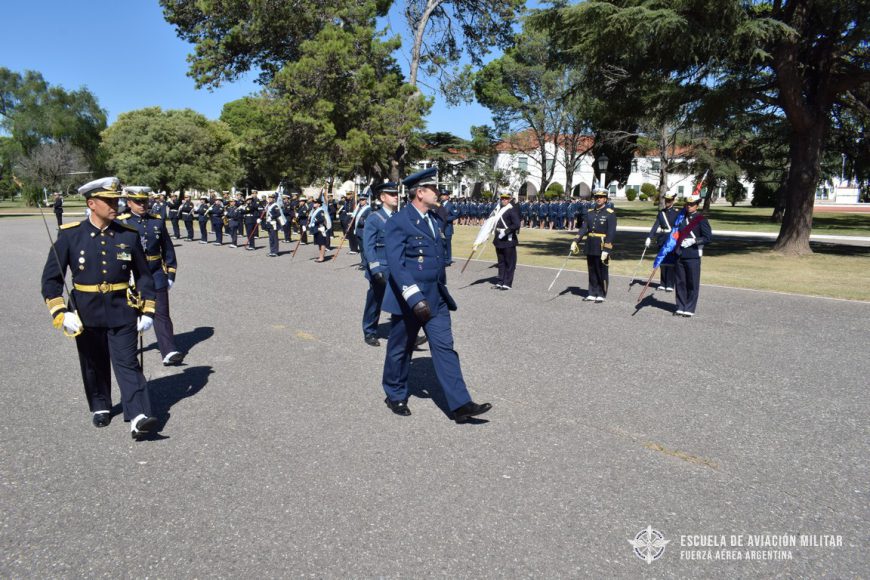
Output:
[520, 182, 539, 200]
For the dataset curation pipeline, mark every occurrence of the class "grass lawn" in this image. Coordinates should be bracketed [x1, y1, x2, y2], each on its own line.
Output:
[450, 223, 870, 302]
[613, 201, 870, 236]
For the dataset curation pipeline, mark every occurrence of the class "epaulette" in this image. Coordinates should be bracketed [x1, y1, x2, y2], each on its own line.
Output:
[606, 208, 615, 214]
[115, 221, 139, 232]
[59, 221, 81, 230]
[149, 213, 161, 219]
[116, 212, 132, 220]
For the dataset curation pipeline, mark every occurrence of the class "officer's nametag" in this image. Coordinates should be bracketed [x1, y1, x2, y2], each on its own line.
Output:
[117, 252, 131, 261]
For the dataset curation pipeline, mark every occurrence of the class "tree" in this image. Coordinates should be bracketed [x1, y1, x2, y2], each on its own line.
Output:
[13, 142, 87, 205]
[220, 96, 286, 189]
[0, 68, 107, 173]
[101, 107, 241, 192]
[536, 0, 870, 255]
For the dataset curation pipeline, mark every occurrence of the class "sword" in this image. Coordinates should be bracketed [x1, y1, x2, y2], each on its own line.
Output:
[37, 197, 79, 337]
[636, 268, 659, 304]
[629, 245, 649, 290]
[547, 248, 574, 293]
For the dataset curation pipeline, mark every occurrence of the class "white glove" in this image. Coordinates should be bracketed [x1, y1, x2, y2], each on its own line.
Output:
[256, 218, 262, 224]
[168, 279, 174, 290]
[601, 251, 609, 261]
[62, 312, 83, 334]
[681, 238, 696, 248]
[318, 227, 326, 235]
[497, 228, 506, 239]
[644, 237, 651, 248]
[137, 315, 153, 332]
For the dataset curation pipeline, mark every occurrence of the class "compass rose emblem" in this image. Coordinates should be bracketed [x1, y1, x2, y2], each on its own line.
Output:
[628, 525, 669, 563]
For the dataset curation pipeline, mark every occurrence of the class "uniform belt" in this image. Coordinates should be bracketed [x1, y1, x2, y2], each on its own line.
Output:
[146, 255, 162, 262]
[589, 233, 606, 238]
[74, 282, 129, 293]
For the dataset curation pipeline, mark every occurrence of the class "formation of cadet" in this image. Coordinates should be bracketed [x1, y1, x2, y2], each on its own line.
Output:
[41, 177, 160, 440]
[117, 186, 185, 366]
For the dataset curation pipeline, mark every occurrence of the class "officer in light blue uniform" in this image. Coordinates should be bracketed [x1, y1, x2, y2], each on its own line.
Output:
[361, 181, 399, 346]
[380, 168, 491, 423]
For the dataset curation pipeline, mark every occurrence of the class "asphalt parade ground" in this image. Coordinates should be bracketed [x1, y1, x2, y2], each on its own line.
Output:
[2, 217, 867, 578]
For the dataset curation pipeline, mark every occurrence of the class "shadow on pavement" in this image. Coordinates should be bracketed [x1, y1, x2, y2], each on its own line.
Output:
[407, 356, 452, 418]
[150, 365, 214, 430]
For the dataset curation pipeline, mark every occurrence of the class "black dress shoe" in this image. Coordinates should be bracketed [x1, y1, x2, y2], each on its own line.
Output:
[364, 334, 380, 347]
[414, 335, 428, 347]
[384, 397, 411, 416]
[92, 412, 111, 428]
[131, 416, 159, 440]
[452, 401, 492, 423]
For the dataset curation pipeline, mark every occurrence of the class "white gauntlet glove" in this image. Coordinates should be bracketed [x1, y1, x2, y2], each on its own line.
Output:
[644, 237, 651, 248]
[62, 312, 83, 335]
[137, 315, 154, 332]
[681, 238, 696, 248]
[497, 228, 506, 240]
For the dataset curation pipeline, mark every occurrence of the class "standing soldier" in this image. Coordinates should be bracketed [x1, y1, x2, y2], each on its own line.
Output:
[151, 193, 166, 220]
[208, 197, 225, 246]
[295, 196, 310, 245]
[180, 195, 195, 241]
[493, 192, 522, 290]
[225, 198, 241, 248]
[263, 193, 281, 257]
[282, 194, 295, 243]
[41, 177, 160, 439]
[673, 191, 713, 317]
[167, 193, 181, 239]
[353, 195, 372, 269]
[646, 190, 680, 292]
[361, 182, 398, 346]
[380, 168, 491, 422]
[195, 196, 209, 243]
[436, 189, 459, 265]
[308, 197, 331, 263]
[243, 194, 261, 250]
[52, 192, 64, 227]
[571, 186, 616, 302]
[120, 186, 185, 366]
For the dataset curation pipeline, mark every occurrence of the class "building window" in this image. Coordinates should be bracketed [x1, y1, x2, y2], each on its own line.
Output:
[631, 159, 638, 173]
[545, 158, 555, 175]
[518, 156, 528, 172]
[650, 160, 661, 172]
[678, 186, 684, 195]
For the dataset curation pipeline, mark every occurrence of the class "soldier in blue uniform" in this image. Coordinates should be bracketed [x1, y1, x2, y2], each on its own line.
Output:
[572, 187, 617, 302]
[308, 197, 331, 262]
[353, 195, 372, 270]
[180, 196, 194, 241]
[436, 189, 459, 265]
[673, 192, 713, 317]
[380, 168, 491, 423]
[41, 177, 160, 439]
[119, 187, 185, 366]
[646, 190, 681, 292]
[361, 181, 399, 346]
[195, 196, 209, 243]
[493, 192, 522, 290]
[208, 197, 225, 245]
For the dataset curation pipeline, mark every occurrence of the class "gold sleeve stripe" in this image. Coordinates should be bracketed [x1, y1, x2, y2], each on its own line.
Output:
[46, 297, 66, 314]
[167, 267, 177, 273]
[141, 300, 156, 314]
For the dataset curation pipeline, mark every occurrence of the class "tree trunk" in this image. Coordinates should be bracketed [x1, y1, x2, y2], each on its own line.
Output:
[773, 125, 826, 255]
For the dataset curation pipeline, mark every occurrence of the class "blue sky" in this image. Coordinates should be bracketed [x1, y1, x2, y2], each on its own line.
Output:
[1, 0, 497, 139]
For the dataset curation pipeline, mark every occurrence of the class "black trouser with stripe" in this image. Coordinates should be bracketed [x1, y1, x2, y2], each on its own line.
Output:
[586, 255, 609, 297]
[75, 323, 153, 421]
[153, 287, 178, 358]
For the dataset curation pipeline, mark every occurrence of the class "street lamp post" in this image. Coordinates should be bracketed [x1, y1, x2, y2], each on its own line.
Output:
[597, 153, 609, 191]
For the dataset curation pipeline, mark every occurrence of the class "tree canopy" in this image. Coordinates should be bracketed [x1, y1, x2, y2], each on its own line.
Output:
[101, 107, 241, 192]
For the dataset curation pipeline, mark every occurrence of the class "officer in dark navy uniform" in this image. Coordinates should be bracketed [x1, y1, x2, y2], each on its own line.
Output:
[208, 197, 225, 245]
[52, 193, 64, 227]
[180, 196, 194, 241]
[195, 196, 209, 243]
[646, 190, 680, 292]
[572, 186, 617, 302]
[41, 177, 160, 439]
[119, 186, 185, 366]
[493, 191, 521, 290]
[380, 168, 491, 423]
[243, 194, 261, 250]
[262, 193, 281, 257]
[226, 198, 241, 247]
[673, 191, 713, 317]
[167, 193, 181, 239]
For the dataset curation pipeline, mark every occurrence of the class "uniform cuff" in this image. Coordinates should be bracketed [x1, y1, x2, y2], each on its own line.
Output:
[46, 297, 67, 317]
[603, 242, 613, 250]
[401, 284, 421, 302]
[141, 300, 156, 315]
